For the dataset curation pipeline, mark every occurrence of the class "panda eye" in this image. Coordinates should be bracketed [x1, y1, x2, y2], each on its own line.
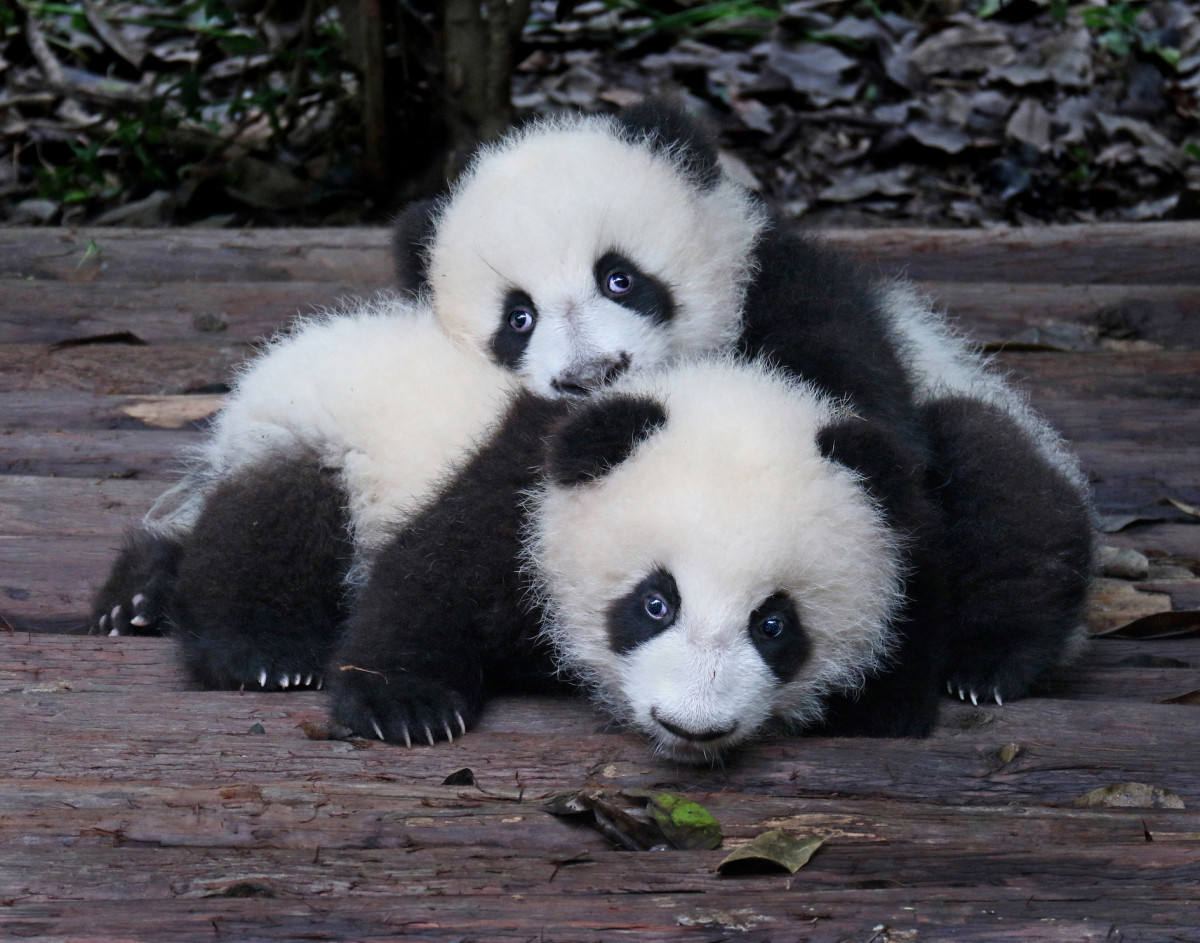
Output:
[759, 616, 785, 639]
[643, 592, 673, 622]
[605, 270, 632, 296]
[508, 307, 535, 333]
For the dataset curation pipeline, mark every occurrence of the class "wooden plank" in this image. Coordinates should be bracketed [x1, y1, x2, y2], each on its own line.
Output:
[4, 636, 1200, 805]
[928, 282, 1200, 350]
[0, 343, 248, 395]
[2, 223, 1198, 286]
[1, 428, 202, 479]
[0, 281, 385, 345]
[0, 228, 393, 284]
[6, 278, 1200, 349]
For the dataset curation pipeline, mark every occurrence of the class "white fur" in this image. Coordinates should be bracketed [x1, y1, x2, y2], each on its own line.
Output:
[147, 295, 519, 557]
[881, 281, 1091, 496]
[526, 358, 906, 761]
[428, 114, 766, 396]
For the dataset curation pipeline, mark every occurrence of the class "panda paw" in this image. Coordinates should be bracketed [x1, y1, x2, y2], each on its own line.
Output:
[90, 531, 182, 637]
[946, 679, 1005, 707]
[177, 633, 328, 692]
[329, 670, 474, 747]
[92, 591, 164, 637]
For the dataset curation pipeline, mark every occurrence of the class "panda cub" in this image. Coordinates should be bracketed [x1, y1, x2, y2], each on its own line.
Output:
[396, 98, 1095, 708]
[91, 297, 523, 693]
[332, 355, 951, 758]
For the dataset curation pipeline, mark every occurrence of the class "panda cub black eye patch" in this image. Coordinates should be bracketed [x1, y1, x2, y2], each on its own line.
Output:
[594, 251, 676, 325]
[748, 592, 809, 682]
[490, 289, 538, 370]
[606, 567, 680, 655]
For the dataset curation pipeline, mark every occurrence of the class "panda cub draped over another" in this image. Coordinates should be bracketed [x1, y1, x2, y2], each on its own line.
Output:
[90, 98, 1096, 759]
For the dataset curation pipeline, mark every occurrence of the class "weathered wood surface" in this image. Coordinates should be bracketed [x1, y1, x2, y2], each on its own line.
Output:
[2, 224, 1199, 942]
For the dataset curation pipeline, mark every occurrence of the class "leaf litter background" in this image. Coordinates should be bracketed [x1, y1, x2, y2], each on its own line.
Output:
[1, 0, 1198, 227]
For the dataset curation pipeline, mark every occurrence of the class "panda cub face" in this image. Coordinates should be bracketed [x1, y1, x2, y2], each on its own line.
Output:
[526, 359, 907, 762]
[423, 111, 765, 399]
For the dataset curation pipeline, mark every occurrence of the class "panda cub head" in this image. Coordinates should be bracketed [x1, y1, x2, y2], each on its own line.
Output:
[525, 359, 912, 762]
[396, 100, 766, 399]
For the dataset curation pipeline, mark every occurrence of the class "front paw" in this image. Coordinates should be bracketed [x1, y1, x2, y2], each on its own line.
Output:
[329, 668, 475, 747]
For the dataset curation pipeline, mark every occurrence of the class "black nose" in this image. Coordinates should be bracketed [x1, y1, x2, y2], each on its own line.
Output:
[550, 355, 630, 397]
[651, 708, 737, 743]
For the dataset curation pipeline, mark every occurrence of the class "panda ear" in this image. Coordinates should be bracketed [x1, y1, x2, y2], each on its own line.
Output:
[817, 417, 933, 536]
[614, 98, 722, 191]
[547, 395, 667, 487]
[392, 198, 440, 296]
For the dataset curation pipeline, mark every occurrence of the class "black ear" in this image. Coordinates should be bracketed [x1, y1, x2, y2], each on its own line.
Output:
[614, 98, 722, 191]
[392, 198, 440, 296]
[817, 417, 934, 538]
[546, 395, 667, 487]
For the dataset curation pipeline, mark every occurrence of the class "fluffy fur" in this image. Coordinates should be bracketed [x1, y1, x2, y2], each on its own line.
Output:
[395, 98, 1096, 711]
[526, 358, 944, 760]
[91, 297, 522, 692]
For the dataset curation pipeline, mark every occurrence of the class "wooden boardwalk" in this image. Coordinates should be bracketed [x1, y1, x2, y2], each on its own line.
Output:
[2, 224, 1199, 941]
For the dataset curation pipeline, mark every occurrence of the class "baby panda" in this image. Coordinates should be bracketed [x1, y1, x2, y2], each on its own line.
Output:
[91, 297, 523, 693]
[329, 356, 950, 759]
[394, 98, 1096, 709]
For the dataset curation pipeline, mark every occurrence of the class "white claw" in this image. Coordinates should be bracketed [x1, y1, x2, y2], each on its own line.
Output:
[279, 674, 290, 689]
[970, 690, 979, 706]
[958, 686, 966, 701]
[99, 614, 108, 632]
[401, 724, 412, 749]
[424, 725, 434, 746]
[455, 711, 466, 737]
[994, 691, 1004, 707]
[130, 614, 150, 627]
[316, 676, 324, 691]
[443, 722, 454, 743]
[946, 680, 953, 695]
[111, 605, 122, 622]
[292, 673, 301, 687]
[132, 593, 147, 608]
[108, 627, 120, 637]
[304, 673, 313, 687]
[372, 719, 384, 740]
[258, 669, 268, 688]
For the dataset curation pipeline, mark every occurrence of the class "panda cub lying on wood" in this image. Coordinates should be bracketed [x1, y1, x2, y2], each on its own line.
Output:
[92, 100, 1095, 760]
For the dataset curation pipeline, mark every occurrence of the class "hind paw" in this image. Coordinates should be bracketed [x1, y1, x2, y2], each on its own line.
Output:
[92, 591, 166, 636]
[946, 679, 1005, 707]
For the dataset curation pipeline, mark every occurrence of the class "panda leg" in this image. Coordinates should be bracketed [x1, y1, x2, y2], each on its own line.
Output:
[922, 396, 1095, 705]
[90, 528, 183, 636]
[170, 452, 355, 691]
[328, 394, 566, 746]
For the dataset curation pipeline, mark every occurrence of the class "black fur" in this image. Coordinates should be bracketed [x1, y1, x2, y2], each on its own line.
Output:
[544, 393, 667, 486]
[90, 529, 183, 636]
[815, 416, 950, 737]
[741, 226, 924, 453]
[605, 567, 680, 656]
[612, 97, 722, 191]
[921, 396, 1095, 702]
[392, 198, 439, 296]
[328, 394, 573, 744]
[171, 453, 355, 691]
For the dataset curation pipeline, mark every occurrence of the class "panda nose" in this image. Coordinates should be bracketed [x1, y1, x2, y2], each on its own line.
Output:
[550, 355, 630, 397]
[651, 708, 738, 743]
